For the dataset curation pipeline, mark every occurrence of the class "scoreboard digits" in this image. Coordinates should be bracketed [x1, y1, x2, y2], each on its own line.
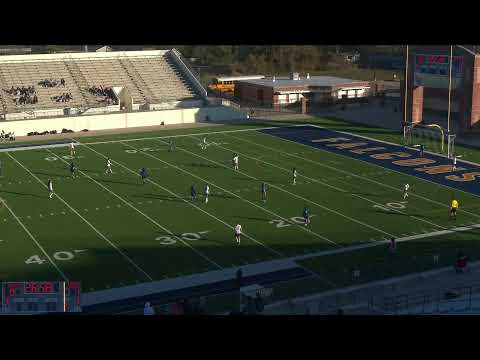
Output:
[1, 281, 81, 314]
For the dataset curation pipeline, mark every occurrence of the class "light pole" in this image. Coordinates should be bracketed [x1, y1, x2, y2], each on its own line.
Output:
[447, 45, 453, 136]
[404, 45, 409, 127]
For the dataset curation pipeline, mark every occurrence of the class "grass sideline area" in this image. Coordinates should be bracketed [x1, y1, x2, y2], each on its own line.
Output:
[1, 116, 480, 314]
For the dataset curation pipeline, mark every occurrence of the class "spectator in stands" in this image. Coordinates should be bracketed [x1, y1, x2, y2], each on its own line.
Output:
[143, 302, 155, 315]
[61, 78, 65, 87]
[254, 292, 264, 313]
[246, 296, 256, 315]
[455, 252, 468, 273]
[388, 237, 396, 255]
[236, 268, 243, 289]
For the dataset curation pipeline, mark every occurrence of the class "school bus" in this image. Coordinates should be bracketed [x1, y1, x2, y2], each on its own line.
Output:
[208, 75, 265, 94]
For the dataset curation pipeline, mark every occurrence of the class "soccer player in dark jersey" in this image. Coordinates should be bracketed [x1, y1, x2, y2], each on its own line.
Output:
[303, 206, 310, 226]
[261, 182, 267, 203]
[69, 162, 76, 178]
[140, 167, 149, 184]
[191, 185, 197, 201]
[420, 144, 425, 157]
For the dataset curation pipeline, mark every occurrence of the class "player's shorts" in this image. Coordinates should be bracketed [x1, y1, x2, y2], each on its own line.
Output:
[451, 207, 457, 214]
[235, 231, 241, 236]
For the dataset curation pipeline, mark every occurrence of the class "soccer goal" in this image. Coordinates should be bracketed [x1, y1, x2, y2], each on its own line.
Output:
[403, 123, 453, 157]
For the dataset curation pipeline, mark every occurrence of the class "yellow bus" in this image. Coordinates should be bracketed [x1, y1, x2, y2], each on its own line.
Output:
[208, 75, 265, 94]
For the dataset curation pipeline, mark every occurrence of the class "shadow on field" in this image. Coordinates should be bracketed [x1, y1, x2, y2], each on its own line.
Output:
[132, 193, 186, 203]
[188, 163, 223, 169]
[234, 177, 283, 184]
[33, 171, 65, 178]
[210, 193, 236, 200]
[94, 178, 141, 187]
[237, 215, 273, 222]
[0, 190, 44, 198]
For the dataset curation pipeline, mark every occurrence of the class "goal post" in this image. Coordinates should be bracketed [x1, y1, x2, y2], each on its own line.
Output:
[403, 123, 446, 155]
[447, 134, 456, 159]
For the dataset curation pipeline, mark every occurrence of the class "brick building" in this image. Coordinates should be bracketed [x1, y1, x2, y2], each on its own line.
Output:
[234, 73, 372, 110]
[402, 46, 480, 134]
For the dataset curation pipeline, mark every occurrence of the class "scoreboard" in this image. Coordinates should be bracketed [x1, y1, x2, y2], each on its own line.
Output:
[1, 282, 81, 314]
[414, 54, 464, 89]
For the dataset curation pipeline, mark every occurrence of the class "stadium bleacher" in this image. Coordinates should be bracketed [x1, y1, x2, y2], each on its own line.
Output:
[0, 50, 203, 120]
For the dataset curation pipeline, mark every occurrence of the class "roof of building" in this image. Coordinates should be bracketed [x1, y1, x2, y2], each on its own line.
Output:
[237, 75, 369, 88]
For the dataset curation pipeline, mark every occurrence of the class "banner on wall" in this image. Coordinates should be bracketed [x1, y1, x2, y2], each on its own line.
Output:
[414, 54, 464, 89]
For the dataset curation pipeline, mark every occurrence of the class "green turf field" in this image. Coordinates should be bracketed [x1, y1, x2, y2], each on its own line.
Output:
[1, 117, 480, 297]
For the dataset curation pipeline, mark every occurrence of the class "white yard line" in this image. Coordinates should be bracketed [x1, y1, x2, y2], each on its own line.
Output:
[45, 149, 223, 270]
[181, 135, 394, 238]
[0, 197, 68, 280]
[77, 141, 283, 258]
[222, 133, 446, 231]
[248, 128, 480, 219]
[131, 139, 338, 247]
[6, 152, 154, 282]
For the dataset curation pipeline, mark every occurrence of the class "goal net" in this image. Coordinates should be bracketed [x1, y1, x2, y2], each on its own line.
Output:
[403, 123, 451, 157]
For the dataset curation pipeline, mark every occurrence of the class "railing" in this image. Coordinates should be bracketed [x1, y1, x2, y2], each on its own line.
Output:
[381, 281, 480, 315]
[169, 49, 207, 99]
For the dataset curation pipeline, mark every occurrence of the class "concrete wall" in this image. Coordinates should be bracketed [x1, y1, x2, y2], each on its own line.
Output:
[0, 106, 246, 136]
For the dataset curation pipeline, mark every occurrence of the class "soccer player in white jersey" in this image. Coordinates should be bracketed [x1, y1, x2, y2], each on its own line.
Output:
[403, 183, 410, 200]
[233, 154, 239, 170]
[204, 184, 210, 203]
[201, 137, 207, 150]
[292, 168, 297, 185]
[234, 223, 242, 245]
[48, 179, 54, 199]
[452, 156, 457, 171]
[105, 158, 113, 175]
[70, 142, 76, 157]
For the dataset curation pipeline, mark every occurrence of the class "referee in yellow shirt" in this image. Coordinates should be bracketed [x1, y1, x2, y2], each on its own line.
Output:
[450, 198, 459, 220]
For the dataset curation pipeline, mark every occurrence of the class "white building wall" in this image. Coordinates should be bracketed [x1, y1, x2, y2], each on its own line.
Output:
[0, 106, 246, 136]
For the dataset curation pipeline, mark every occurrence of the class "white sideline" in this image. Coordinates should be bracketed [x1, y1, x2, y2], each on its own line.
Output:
[223, 132, 446, 231]
[140, 138, 337, 247]
[182, 135, 394, 238]
[80, 125, 301, 146]
[6, 152, 154, 282]
[82, 223, 480, 308]
[254, 126, 480, 219]
[45, 149, 223, 270]
[0, 197, 68, 280]
[0, 142, 73, 153]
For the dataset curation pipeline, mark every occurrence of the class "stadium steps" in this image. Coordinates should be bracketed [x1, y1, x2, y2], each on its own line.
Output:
[0, 70, 8, 115]
[163, 55, 199, 99]
[64, 60, 98, 109]
[118, 57, 157, 104]
[73, 58, 145, 105]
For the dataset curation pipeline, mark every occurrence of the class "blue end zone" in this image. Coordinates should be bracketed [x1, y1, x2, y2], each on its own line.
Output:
[259, 125, 480, 197]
